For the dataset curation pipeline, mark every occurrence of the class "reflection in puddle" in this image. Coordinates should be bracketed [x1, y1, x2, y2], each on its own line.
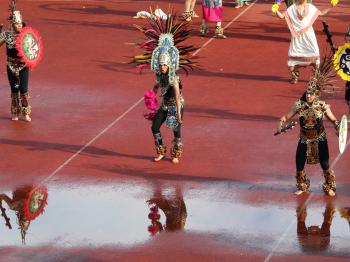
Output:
[296, 198, 334, 252]
[0, 181, 349, 258]
[0, 185, 48, 245]
[147, 186, 186, 235]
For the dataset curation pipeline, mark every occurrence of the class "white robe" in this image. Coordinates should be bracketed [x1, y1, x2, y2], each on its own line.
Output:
[284, 3, 321, 67]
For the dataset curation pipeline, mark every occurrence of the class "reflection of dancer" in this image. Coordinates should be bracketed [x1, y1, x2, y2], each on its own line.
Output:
[147, 186, 187, 234]
[275, 0, 333, 84]
[296, 198, 335, 252]
[0, 185, 48, 244]
[339, 207, 350, 228]
[277, 53, 339, 196]
[0, 1, 32, 121]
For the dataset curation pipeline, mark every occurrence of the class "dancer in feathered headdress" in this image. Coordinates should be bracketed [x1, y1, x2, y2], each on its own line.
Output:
[0, 0, 43, 122]
[131, 8, 197, 164]
[277, 52, 340, 196]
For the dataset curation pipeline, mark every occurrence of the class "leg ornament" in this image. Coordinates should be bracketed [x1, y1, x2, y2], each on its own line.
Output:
[181, 11, 192, 22]
[11, 92, 21, 119]
[296, 170, 310, 192]
[153, 132, 166, 162]
[171, 138, 183, 164]
[20, 94, 32, 122]
[322, 169, 336, 195]
[199, 24, 209, 36]
[214, 26, 226, 39]
[291, 69, 300, 84]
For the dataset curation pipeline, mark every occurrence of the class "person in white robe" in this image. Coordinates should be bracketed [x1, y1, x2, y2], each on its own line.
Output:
[275, 0, 333, 84]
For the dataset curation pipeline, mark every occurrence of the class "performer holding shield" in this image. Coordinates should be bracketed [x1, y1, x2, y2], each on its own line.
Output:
[0, 1, 42, 122]
[277, 53, 339, 196]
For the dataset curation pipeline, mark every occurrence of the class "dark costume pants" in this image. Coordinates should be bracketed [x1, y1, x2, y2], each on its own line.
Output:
[7, 66, 31, 116]
[295, 139, 336, 193]
[295, 140, 329, 171]
[151, 107, 184, 158]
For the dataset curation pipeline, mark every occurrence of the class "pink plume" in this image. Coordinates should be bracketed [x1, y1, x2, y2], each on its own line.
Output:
[143, 89, 158, 120]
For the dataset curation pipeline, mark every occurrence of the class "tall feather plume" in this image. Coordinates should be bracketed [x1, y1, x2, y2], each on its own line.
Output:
[8, 0, 17, 20]
[130, 7, 198, 74]
[310, 50, 339, 94]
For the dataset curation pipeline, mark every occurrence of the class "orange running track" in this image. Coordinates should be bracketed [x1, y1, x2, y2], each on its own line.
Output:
[0, 0, 350, 261]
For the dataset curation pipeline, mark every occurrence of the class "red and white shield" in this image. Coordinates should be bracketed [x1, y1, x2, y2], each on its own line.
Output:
[22, 185, 48, 221]
[16, 27, 43, 69]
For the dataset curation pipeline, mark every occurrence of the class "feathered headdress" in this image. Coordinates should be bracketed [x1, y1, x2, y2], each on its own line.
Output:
[9, 0, 22, 24]
[131, 7, 198, 80]
[307, 51, 339, 95]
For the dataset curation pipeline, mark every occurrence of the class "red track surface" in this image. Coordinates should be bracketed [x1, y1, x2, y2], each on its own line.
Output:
[0, 0, 350, 261]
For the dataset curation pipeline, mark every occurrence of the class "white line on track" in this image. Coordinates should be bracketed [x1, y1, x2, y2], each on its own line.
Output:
[264, 139, 350, 262]
[37, 1, 258, 186]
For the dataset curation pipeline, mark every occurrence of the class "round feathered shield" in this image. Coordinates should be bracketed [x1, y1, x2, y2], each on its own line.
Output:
[334, 43, 350, 81]
[16, 27, 43, 68]
[339, 115, 348, 155]
[22, 185, 48, 221]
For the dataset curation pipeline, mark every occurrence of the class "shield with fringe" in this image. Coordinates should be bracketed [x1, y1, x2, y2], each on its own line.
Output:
[22, 185, 48, 221]
[16, 27, 43, 69]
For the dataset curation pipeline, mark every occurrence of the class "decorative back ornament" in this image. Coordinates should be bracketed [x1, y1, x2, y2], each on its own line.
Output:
[130, 7, 198, 77]
[16, 27, 43, 68]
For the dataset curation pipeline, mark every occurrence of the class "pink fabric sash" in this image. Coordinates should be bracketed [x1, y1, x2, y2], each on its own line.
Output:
[202, 6, 223, 22]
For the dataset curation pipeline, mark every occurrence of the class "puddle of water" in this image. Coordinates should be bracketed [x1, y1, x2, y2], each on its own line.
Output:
[0, 181, 349, 257]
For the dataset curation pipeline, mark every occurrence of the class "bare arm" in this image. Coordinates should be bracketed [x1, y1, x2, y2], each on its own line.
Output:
[325, 107, 339, 130]
[277, 106, 298, 131]
[0, 194, 13, 207]
[319, 7, 332, 16]
[173, 79, 182, 124]
[276, 10, 285, 19]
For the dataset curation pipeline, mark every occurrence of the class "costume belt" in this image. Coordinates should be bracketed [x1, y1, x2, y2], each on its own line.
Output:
[8, 57, 26, 74]
[300, 126, 325, 141]
[162, 96, 184, 109]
